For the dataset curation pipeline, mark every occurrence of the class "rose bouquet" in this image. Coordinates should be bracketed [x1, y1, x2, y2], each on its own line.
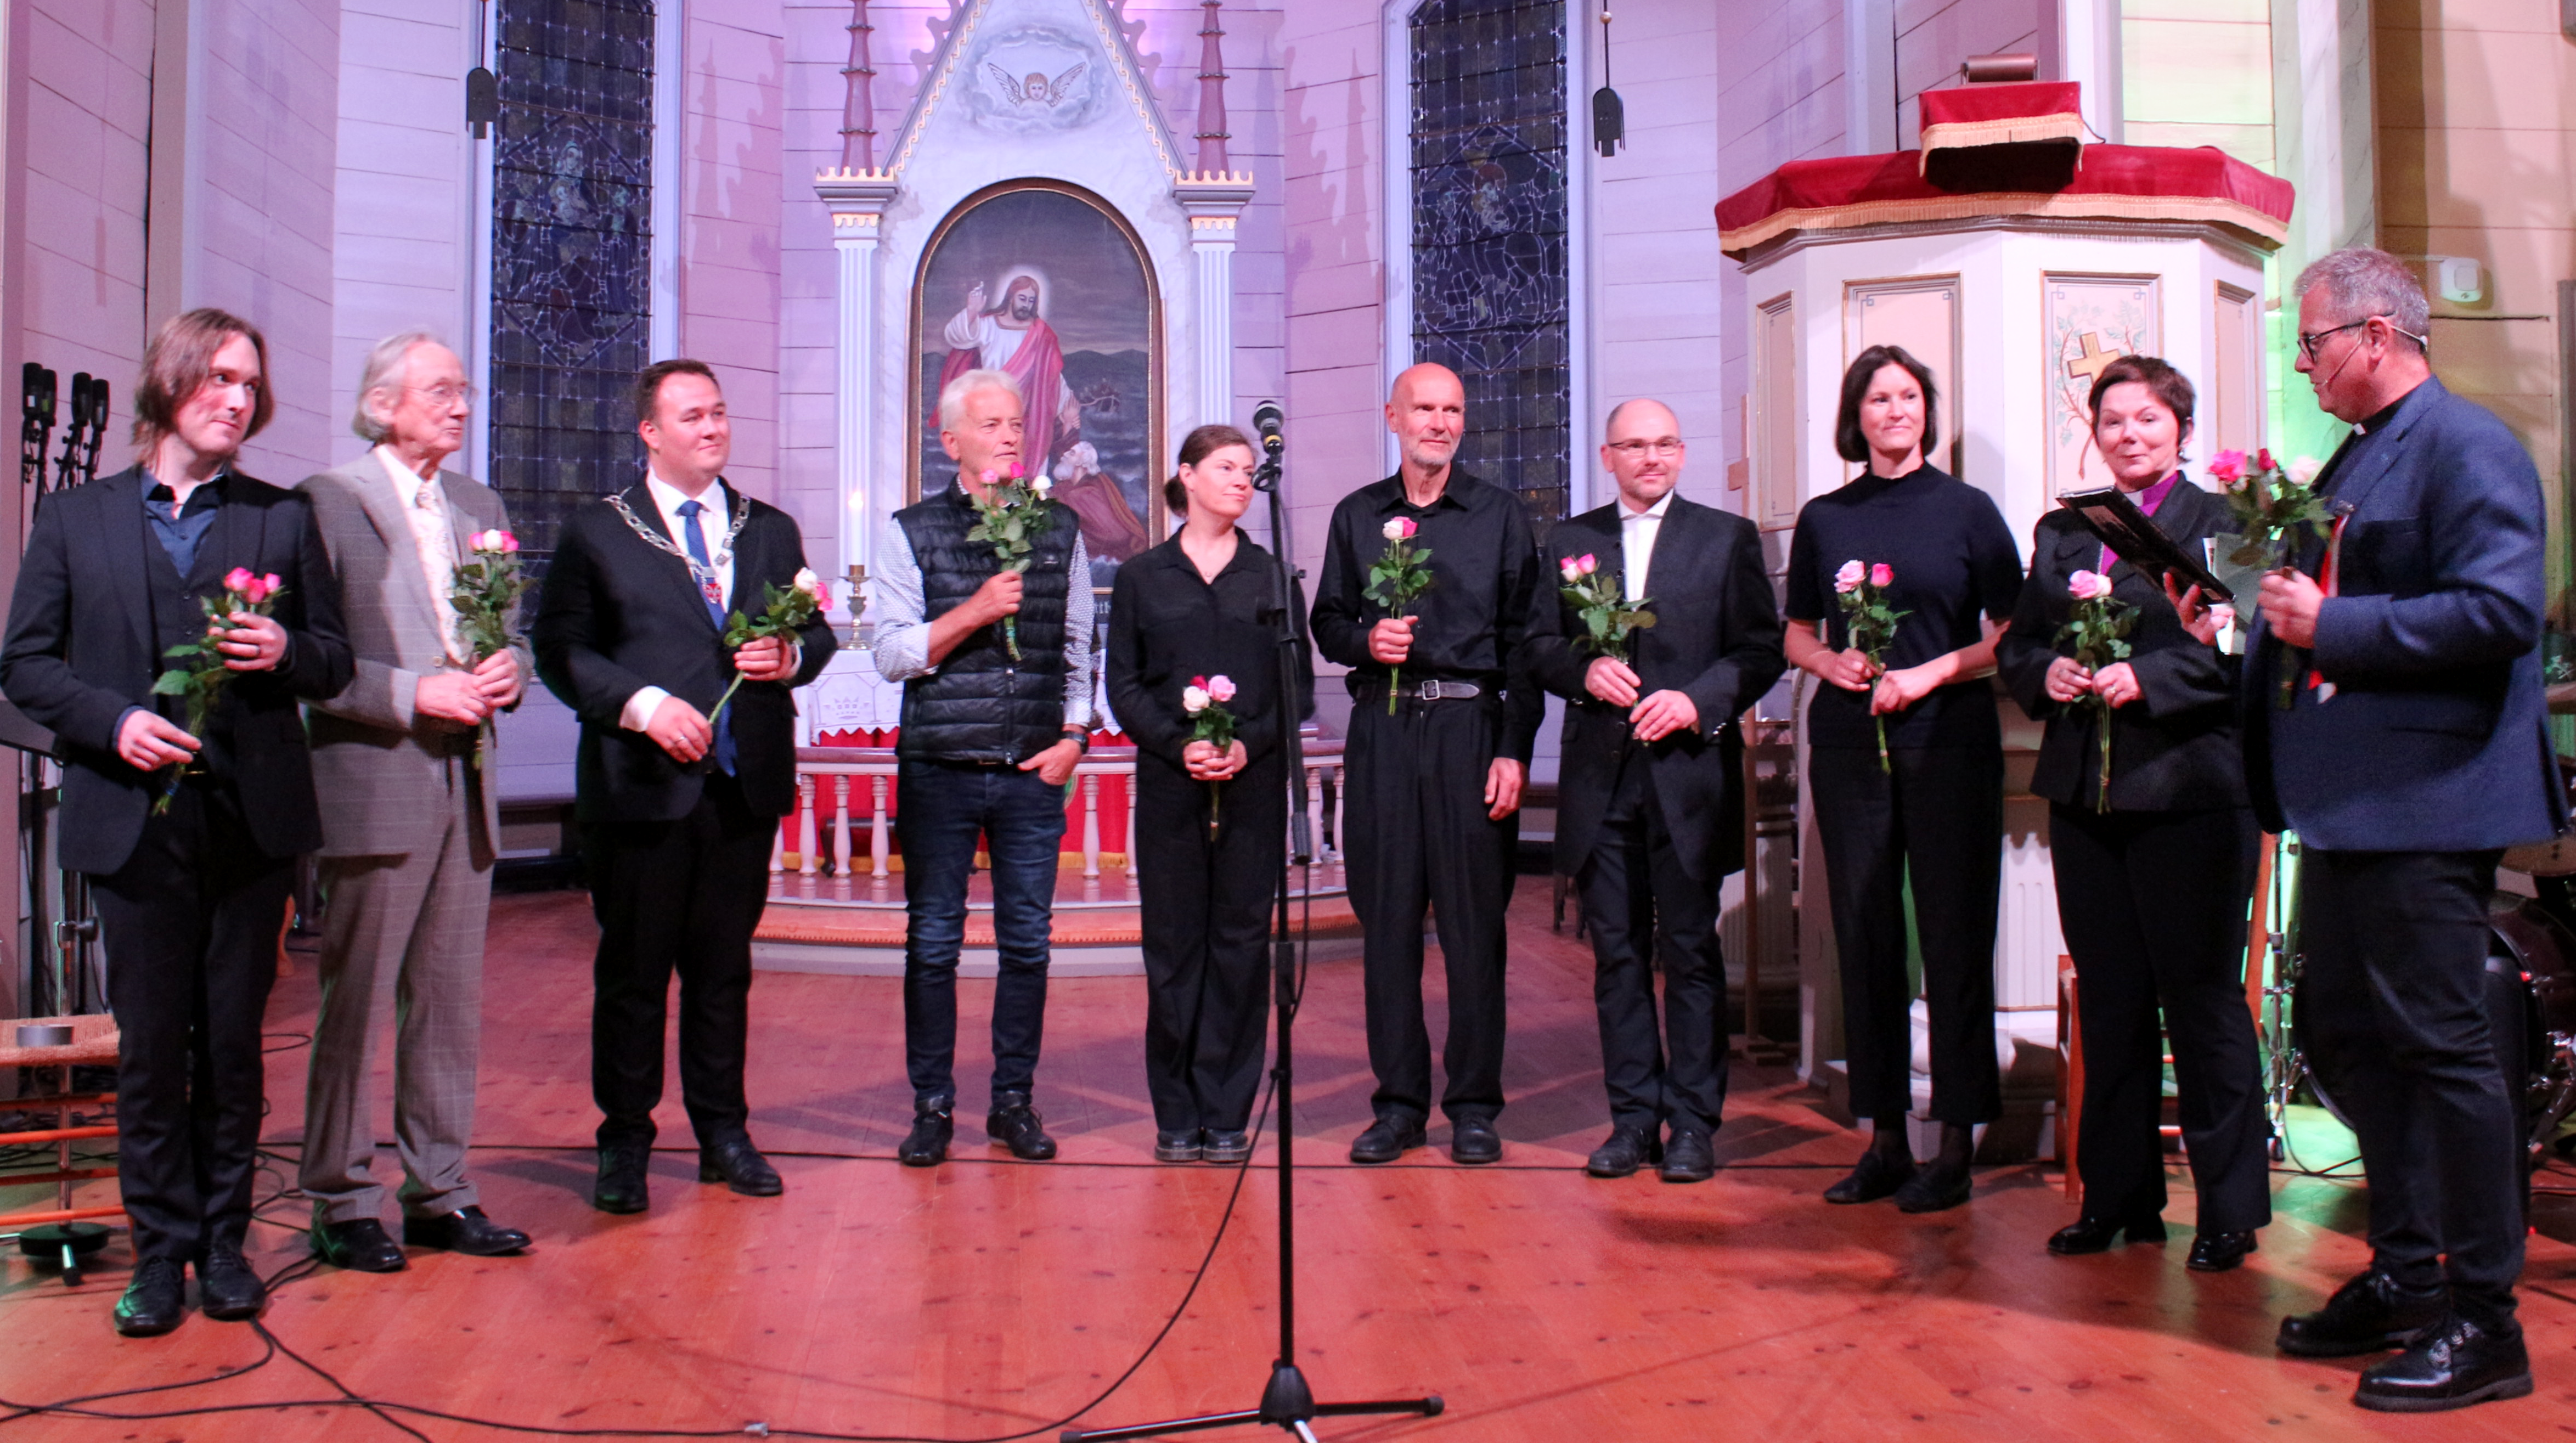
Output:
[2209, 448, 2340, 708]
[1363, 516, 1437, 713]
[1558, 551, 1655, 666]
[150, 567, 284, 811]
[711, 567, 830, 719]
[449, 529, 531, 770]
[963, 461, 1056, 660]
[1182, 673, 1239, 842]
[1834, 560, 1907, 774]
[2057, 568, 2138, 813]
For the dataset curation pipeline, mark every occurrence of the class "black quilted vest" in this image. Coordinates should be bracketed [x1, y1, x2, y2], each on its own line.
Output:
[894, 484, 1078, 763]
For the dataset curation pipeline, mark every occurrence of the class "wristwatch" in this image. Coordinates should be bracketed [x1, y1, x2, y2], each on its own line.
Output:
[1062, 726, 1091, 753]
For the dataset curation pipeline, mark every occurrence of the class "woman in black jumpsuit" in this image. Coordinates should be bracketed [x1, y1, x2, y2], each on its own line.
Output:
[1107, 424, 1311, 1163]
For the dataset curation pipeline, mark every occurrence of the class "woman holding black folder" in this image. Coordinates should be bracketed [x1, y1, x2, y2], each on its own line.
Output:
[1107, 424, 1311, 1166]
[1995, 354, 2269, 1271]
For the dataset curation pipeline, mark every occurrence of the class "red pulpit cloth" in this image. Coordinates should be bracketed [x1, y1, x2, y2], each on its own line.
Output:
[1715, 145, 2295, 260]
[1917, 81, 2087, 177]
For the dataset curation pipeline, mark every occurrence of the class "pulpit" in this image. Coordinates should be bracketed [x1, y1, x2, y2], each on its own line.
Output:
[1717, 82, 2293, 1152]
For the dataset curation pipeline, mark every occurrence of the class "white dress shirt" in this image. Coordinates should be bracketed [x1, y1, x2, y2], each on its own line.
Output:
[375, 446, 466, 665]
[872, 509, 1096, 730]
[619, 469, 759, 732]
[1616, 489, 1673, 601]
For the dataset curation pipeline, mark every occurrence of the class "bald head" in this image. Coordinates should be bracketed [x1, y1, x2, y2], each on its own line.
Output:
[1386, 362, 1465, 485]
[1601, 396, 1684, 511]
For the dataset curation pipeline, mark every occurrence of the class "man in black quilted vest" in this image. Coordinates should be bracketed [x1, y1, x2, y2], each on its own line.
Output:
[874, 368, 1093, 1166]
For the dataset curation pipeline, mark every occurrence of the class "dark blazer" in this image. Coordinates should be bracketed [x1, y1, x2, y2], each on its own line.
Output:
[1521, 495, 1786, 882]
[1997, 480, 2247, 811]
[0, 465, 353, 873]
[533, 480, 837, 825]
[2245, 377, 2567, 851]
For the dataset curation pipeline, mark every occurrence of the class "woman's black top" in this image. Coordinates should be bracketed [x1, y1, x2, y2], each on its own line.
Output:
[1783, 464, 2025, 751]
[1994, 477, 2248, 811]
[1107, 532, 1313, 776]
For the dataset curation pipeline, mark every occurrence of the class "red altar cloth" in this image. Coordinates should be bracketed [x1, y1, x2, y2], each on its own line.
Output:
[1716, 144, 2294, 259]
[1916, 81, 2086, 187]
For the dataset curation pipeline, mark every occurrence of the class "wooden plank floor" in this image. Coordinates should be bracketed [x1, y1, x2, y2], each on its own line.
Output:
[9, 884, 2576, 1440]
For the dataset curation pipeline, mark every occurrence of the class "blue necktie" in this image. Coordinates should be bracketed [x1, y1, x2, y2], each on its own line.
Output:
[676, 498, 737, 776]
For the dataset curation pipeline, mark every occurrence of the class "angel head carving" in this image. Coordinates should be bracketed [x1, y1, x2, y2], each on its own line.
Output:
[988, 60, 1088, 108]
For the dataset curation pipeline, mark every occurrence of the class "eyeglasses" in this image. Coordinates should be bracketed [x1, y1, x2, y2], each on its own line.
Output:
[2296, 316, 2432, 362]
[1607, 438, 1683, 458]
[409, 382, 477, 407]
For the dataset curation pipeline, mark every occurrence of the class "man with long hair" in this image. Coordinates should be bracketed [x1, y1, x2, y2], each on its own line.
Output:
[1, 308, 352, 1335]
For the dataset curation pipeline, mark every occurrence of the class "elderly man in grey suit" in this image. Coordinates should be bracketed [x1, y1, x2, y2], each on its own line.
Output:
[296, 332, 533, 1271]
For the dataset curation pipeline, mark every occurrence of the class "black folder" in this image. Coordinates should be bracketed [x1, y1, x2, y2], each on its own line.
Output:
[2055, 487, 2235, 602]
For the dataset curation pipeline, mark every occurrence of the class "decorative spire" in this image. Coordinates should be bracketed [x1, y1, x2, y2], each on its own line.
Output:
[1193, 1, 1229, 177]
[840, 0, 880, 171]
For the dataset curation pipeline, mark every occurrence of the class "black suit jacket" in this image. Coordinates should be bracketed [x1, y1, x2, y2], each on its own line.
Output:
[0, 466, 353, 873]
[533, 480, 837, 824]
[1996, 481, 2247, 811]
[1521, 496, 1786, 882]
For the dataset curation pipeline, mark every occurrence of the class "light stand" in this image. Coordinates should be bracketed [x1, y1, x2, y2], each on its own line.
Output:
[1064, 418, 1442, 1441]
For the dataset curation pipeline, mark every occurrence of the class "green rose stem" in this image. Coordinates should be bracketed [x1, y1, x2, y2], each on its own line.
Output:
[709, 572, 828, 728]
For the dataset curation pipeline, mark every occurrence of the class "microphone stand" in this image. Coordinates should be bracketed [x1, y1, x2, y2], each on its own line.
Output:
[1065, 435, 1443, 1442]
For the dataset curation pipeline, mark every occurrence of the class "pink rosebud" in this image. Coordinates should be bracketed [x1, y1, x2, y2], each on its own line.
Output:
[2255, 448, 2276, 474]
[1577, 554, 1598, 577]
[225, 567, 256, 594]
[1834, 560, 1865, 593]
[2068, 569, 2104, 602]
[262, 573, 280, 592]
[2207, 449, 2247, 483]
[1006, 461, 1024, 481]
[1207, 675, 1237, 703]
[500, 533, 520, 553]
[980, 469, 997, 486]
[1395, 517, 1417, 540]
[1192, 675, 1208, 689]
[1869, 563, 1893, 589]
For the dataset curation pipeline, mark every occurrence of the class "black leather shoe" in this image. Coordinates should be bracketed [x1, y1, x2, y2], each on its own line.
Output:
[1659, 1127, 1718, 1184]
[196, 1246, 264, 1321]
[2186, 1230, 2258, 1273]
[594, 1141, 651, 1215]
[113, 1258, 187, 1337]
[405, 1206, 531, 1255]
[1202, 1130, 1252, 1164]
[1585, 1125, 1661, 1178]
[899, 1106, 954, 1167]
[1893, 1159, 1972, 1214]
[1155, 1130, 1203, 1163]
[1824, 1149, 1915, 1204]
[313, 1217, 408, 1272]
[2048, 1215, 2167, 1255]
[1348, 1115, 1425, 1164]
[1450, 1115, 1502, 1165]
[699, 1137, 784, 1197]
[2278, 1269, 2449, 1357]
[987, 1092, 1057, 1160]
[2355, 1314, 2534, 1412]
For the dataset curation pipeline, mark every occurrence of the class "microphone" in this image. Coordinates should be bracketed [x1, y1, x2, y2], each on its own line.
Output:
[1252, 400, 1284, 454]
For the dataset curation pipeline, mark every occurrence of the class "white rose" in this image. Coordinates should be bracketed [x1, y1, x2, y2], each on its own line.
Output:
[1181, 685, 1211, 715]
[2286, 455, 2324, 487]
[1382, 518, 1408, 542]
[1031, 477, 1053, 497]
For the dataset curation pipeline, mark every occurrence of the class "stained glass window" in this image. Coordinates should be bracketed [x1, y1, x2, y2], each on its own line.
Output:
[488, 0, 657, 563]
[1409, 0, 1571, 533]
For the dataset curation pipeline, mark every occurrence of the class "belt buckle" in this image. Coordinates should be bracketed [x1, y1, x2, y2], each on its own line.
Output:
[1418, 678, 1450, 702]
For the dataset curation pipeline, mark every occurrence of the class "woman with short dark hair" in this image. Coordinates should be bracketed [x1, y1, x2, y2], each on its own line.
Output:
[1108, 424, 1311, 1163]
[1995, 354, 2268, 1270]
[1784, 344, 2023, 1214]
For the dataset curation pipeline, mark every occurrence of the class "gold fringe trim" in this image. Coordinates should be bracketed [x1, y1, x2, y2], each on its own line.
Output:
[1917, 115, 2087, 174]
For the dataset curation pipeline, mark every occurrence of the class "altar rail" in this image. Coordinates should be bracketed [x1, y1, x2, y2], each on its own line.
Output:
[774, 735, 1349, 880]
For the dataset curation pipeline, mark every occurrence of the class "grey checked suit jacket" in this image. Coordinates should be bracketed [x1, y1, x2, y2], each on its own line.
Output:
[301, 450, 530, 858]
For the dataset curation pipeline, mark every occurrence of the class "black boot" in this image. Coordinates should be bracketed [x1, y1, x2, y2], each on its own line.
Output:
[986, 1092, 1057, 1160]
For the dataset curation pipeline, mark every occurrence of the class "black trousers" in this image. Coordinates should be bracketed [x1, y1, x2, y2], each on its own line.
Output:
[1580, 751, 1728, 1133]
[89, 782, 293, 1262]
[1345, 694, 1517, 1125]
[1808, 743, 2002, 1125]
[2050, 804, 2270, 1232]
[2302, 848, 2522, 1328]
[587, 773, 773, 1148]
[1134, 754, 1281, 1134]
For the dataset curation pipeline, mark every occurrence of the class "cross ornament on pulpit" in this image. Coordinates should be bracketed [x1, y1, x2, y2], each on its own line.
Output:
[2066, 331, 2124, 384]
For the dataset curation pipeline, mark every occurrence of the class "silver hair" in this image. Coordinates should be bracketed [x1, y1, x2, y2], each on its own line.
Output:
[2293, 247, 2430, 353]
[351, 330, 451, 442]
[937, 368, 1023, 432]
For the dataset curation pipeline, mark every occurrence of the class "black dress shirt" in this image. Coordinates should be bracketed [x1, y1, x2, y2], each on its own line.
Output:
[1107, 533, 1312, 768]
[1310, 468, 1543, 762]
[144, 471, 227, 574]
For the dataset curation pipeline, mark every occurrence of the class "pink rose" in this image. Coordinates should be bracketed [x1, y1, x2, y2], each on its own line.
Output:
[2207, 449, 2247, 484]
[1834, 560, 1865, 594]
[1869, 563, 1893, 589]
[1207, 674, 1237, 703]
[500, 533, 520, 554]
[1395, 517, 1417, 540]
[1006, 461, 1024, 481]
[1560, 556, 1582, 583]
[2067, 569, 2113, 602]
[224, 567, 256, 595]
[2255, 448, 2276, 475]
[979, 469, 997, 486]
[1577, 554, 1598, 577]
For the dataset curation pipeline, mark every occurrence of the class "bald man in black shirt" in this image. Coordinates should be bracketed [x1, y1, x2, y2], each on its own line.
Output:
[1311, 363, 1543, 1165]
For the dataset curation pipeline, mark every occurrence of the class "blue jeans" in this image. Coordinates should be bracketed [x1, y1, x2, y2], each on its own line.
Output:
[899, 759, 1066, 1107]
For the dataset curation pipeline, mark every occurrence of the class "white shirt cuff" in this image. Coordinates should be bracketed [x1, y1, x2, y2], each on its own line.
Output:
[621, 685, 672, 732]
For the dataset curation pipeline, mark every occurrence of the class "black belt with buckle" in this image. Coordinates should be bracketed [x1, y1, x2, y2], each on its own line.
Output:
[1384, 677, 1483, 702]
